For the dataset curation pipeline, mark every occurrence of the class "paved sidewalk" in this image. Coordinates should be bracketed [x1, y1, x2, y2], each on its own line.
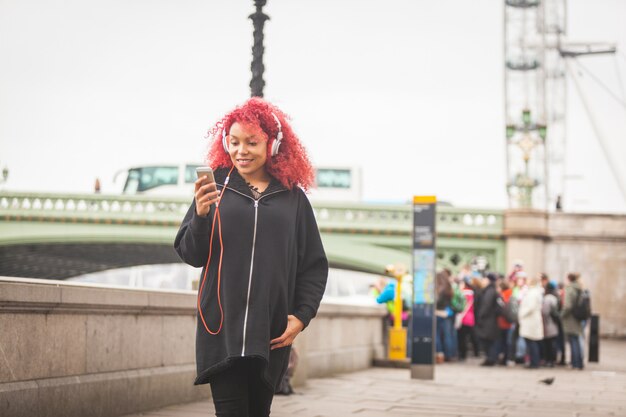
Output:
[124, 339, 626, 417]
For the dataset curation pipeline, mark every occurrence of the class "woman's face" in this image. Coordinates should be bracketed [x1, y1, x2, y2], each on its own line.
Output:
[227, 122, 268, 179]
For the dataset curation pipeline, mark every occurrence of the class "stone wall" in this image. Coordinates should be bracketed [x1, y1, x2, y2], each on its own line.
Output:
[505, 210, 626, 337]
[292, 303, 386, 386]
[0, 277, 386, 417]
[545, 213, 626, 337]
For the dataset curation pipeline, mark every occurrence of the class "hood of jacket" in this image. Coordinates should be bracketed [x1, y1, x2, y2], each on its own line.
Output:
[214, 166, 288, 199]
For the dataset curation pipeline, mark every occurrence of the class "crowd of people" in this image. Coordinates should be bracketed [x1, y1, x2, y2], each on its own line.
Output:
[369, 260, 591, 370]
[433, 262, 590, 370]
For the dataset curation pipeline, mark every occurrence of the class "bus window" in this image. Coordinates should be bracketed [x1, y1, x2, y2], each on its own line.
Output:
[123, 166, 178, 193]
[124, 169, 140, 193]
[185, 164, 203, 183]
[316, 168, 351, 189]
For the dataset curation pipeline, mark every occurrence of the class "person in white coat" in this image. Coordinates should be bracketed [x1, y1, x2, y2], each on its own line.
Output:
[518, 275, 544, 368]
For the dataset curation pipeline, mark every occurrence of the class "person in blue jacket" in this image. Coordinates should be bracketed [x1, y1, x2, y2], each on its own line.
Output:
[376, 279, 409, 326]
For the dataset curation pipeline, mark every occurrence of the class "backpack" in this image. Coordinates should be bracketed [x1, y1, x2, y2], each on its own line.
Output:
[503, 297, 519, 324]
[572, 289, 592, 321]
[450, 287, 466, 313]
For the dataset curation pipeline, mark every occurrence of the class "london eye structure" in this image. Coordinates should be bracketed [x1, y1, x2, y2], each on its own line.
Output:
[504, 0, 622, 210]
[504, 0, 562, 209]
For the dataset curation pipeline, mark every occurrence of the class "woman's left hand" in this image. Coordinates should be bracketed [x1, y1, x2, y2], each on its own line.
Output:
[270, 315, 304, 350]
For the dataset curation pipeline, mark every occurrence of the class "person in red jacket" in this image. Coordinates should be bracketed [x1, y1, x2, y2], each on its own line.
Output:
[497, 280, 514, 365]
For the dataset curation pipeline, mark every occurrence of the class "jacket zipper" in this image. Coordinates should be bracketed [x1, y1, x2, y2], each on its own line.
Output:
[241, 199, 259, 356]
[218, 183, 286, 356]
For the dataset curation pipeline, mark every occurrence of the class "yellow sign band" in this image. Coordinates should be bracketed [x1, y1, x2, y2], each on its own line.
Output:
[413, 196, 437, 204]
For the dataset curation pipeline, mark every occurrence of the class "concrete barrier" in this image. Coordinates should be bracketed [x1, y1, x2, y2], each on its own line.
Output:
[0, 276, 386, 417]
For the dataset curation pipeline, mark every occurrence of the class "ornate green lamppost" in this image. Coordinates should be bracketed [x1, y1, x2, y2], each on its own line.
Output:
[505, 108, 547, 208]
[249, 0, 269, 98]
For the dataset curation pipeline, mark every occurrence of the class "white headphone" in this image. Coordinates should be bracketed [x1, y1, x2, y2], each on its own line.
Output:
[222, 112, 283, 157]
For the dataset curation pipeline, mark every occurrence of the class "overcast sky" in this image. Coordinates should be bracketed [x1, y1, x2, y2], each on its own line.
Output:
[1, 0, 625, 212]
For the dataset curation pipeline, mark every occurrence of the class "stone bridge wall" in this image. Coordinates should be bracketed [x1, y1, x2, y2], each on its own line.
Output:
[545, 213, 626, 337]
[0, 277, 386, 417]
[505, 210, 626, 337]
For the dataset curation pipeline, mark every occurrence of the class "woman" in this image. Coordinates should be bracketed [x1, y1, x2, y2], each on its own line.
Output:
[560, 272, 584, 370]
[435, 271, 454, 363]
[475, 273, 501, 366]
[541, 281, 559, 367]
[518, 275, 544, 369]
[496, 280, 513, 365]
[175, 98, 329, 416]
[456, 278, 478, 360]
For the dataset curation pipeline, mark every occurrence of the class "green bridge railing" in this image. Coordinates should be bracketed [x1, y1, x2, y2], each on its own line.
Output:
[0, 191, 503, 236]
[0, 191, 506, 273]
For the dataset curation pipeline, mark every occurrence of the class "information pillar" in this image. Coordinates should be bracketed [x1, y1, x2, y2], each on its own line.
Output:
[410, 196, 436, 380]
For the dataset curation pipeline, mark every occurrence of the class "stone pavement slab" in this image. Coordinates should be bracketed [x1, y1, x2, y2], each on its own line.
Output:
[123, 339, 626, 417]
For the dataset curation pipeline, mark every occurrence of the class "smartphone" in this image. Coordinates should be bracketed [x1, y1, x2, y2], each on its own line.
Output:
[195, 166, 215, 184]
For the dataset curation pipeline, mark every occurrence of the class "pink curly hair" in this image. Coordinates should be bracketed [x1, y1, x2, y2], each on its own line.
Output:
[206, 97, 315, 191]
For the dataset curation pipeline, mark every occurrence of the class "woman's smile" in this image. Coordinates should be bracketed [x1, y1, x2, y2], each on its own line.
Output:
[236, 158, 254, 167]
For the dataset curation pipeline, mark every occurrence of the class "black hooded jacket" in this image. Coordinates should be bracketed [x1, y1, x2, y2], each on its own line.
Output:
[174, 168, 328, 389]
[475, 282, 502, 341]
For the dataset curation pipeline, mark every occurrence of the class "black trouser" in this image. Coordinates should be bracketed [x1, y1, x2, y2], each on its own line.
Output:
[556, 320, 566, 363]
[542, 336, 557, 364]
[210, 358, 274, 417]
[457, 325, 479, 359]
[525, 338, 541, 367]
[481, 337, 498, 364]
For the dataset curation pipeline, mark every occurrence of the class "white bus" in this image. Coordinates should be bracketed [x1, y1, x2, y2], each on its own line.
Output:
[114, 163, 201, 196]
[308, 166, 362, 202]
[114, 164, 362, 202]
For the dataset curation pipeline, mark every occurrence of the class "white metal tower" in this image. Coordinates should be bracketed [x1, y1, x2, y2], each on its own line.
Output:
[541, 0, 567, 211]
[504, 0, 548, 209]
[505, 0, 621, 210]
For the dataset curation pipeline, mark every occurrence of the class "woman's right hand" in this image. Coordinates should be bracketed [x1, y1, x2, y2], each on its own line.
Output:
[194, 178, 220, 217]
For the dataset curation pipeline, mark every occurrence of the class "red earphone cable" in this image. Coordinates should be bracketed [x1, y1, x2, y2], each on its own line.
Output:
[197, 209, 222, 334]
[197, 166, 234, 335]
